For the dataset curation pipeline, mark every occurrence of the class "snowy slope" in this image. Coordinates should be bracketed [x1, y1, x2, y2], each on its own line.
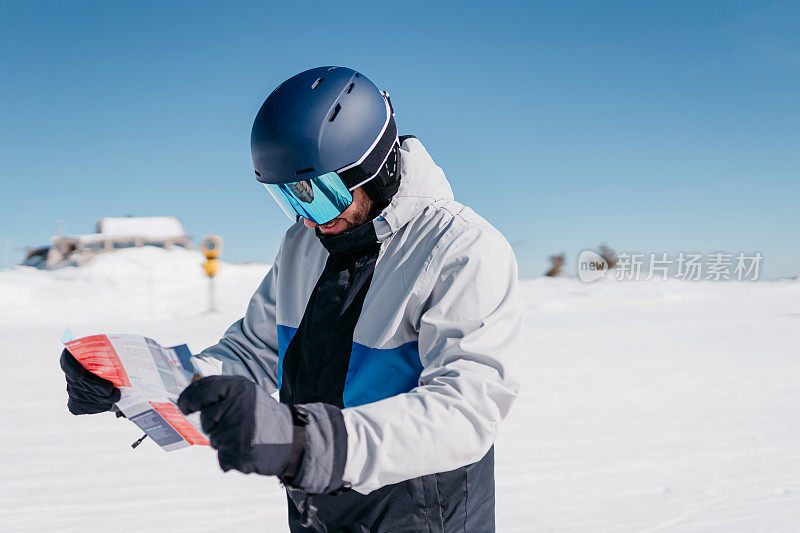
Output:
[0, 247, 798, 532]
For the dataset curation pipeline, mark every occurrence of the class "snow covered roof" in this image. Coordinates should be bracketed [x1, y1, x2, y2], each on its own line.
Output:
[96, 217, 186, 238]
[52, 216, 189, 246]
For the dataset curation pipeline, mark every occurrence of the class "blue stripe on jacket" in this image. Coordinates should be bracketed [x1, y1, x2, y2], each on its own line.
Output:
[276, 324, 423, 408]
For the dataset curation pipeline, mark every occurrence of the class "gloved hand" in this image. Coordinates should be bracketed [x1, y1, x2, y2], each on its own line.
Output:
[178, 375, 348, 494]
[60, 349, 121, 415]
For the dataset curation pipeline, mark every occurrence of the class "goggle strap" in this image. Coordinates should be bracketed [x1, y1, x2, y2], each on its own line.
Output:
[337, 114, 398, 189]
[347, 136, 399, 191]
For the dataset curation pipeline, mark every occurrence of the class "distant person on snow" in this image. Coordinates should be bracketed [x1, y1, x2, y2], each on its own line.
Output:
[60, 66, 523, 532]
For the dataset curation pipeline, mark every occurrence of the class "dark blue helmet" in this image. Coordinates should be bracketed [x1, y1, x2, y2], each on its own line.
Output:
[251, 66, 400, 204]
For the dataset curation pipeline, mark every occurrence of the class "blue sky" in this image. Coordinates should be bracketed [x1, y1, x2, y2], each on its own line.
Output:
[1, 1, 798, 278]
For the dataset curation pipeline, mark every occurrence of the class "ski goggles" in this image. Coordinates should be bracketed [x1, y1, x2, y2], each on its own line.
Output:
[263, 171, 354, 225]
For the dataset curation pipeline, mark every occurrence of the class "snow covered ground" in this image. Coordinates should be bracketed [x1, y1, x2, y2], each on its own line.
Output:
[0, 247, 798, 532]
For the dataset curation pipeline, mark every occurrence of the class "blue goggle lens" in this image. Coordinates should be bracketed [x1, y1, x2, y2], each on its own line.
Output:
[263, 172, 353, 225]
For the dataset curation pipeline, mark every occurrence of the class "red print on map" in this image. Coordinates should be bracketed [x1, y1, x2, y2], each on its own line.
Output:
[150, 402, 210, 446]
[65, 335, 132, 388]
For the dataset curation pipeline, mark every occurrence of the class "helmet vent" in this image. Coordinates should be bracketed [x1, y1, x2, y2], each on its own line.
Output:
[346, 82, 355, 94]
[254, 170, 261, 177]
[311, 78, 324, 89]
[295, 167, 315, 176]
[328, 103, 341, 122]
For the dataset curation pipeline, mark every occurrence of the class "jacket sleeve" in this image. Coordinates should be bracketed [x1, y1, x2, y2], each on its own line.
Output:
[190, 247, 282, 393]
[340, 224, 523, 494]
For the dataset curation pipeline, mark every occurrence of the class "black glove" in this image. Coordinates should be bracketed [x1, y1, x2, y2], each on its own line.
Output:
[60, 349, 121, 415]
[178, 375, 348, 494]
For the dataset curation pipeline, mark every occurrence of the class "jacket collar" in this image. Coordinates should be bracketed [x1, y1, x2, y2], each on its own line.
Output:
[372, 137, 454, 241]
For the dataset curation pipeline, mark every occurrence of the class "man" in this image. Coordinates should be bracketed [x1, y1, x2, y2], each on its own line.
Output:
[61, 66, 523, 532]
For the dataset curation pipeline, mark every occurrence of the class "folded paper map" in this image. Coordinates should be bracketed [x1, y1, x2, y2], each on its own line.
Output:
[64, 334, 209, 451]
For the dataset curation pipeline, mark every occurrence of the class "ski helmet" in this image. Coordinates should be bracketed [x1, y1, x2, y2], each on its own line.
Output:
[251, 66, 400, 224]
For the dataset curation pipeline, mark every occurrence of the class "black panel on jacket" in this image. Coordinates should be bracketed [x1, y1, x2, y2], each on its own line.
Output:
[279, 221, 381, 408]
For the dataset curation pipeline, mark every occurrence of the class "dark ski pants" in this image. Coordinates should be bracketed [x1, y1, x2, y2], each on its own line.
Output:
[287, 447, 495, 532]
